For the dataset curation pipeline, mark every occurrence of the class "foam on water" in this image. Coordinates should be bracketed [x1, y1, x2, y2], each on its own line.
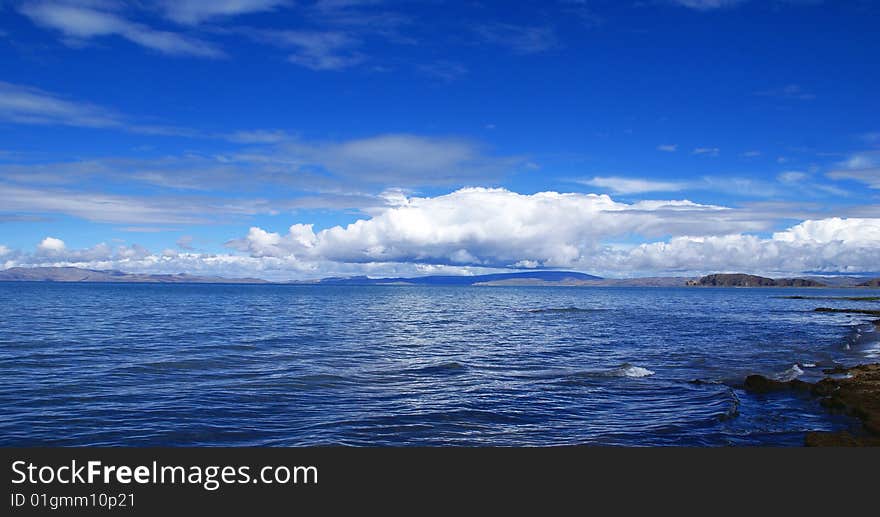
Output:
[612, 364, 656, 378]
[774, 364, 805, 381]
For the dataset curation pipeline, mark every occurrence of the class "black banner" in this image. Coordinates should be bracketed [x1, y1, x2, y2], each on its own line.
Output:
[2, 447, 878, 514]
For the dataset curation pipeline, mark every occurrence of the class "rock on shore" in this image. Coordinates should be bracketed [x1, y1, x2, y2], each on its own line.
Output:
[744, 364, 880, 446]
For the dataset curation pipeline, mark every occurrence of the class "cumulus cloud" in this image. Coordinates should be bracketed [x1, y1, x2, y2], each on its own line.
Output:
[6, 193, 880, 279]
[11, 214, 880, 280]
[36, 236, 66, 253]
[605, 218, 880, 274]
[225, 188, 767, 268]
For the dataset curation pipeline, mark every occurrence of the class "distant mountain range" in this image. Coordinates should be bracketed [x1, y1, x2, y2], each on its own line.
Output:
[0, 267, 268, 284]
[1, 267, 878, 288]
[317, 270, 603, 286]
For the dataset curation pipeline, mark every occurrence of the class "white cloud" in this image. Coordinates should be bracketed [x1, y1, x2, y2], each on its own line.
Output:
[607, 218, 880, 275]
[36, 236, 66, 253]
[580, 176, 688, 194]
[226, 188, 765, 268]
[656, 144, 678, 152]
[159, 0, 288, 25]
[19, 1, 223, 58]
[12, 212, 880, 280]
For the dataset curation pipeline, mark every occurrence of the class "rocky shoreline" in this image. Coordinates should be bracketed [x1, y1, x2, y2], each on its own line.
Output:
[743, 315, 880, 446]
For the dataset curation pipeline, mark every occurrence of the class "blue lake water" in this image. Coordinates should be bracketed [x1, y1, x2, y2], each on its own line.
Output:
[1, 282, 879, 446]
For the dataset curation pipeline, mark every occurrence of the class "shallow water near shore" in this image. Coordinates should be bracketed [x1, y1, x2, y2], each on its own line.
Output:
[1, 282, 879, 446]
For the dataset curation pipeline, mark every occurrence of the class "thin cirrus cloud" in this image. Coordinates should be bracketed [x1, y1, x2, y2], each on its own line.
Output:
[261, 29, 366, 70]
[0, 133, 524, 196]
[755, 84, 816, 100]
[826, 152, 880, 189]
[0, 81, 198, 136]
[0, 81, 123, 128]
[18, 1, 224, 58]
[670, 0, 748, 9]
[579, 176, 688, 194]
[158, 0, 290, 25]
[473, 23, 559, 54]
[692, 147, 720, 156]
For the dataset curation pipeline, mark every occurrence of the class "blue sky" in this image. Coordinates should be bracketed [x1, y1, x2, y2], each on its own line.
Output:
[1, 0, 878, 279]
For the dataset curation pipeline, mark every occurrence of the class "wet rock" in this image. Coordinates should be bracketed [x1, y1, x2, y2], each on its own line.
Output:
[743, 375, 810, 393]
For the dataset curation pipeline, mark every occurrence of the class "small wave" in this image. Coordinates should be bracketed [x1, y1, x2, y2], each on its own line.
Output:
[863, 341, 880, 359]
[606, 363, 655, 378]
[407, 362, 467, 376]
[773, 364, 804, 382]
[522, 307, 605, 314]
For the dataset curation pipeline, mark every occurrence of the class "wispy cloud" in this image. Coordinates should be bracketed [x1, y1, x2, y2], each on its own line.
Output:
[692, 147, 720, 156]
[670, 0, 748, 10]
[777, 170, 808, 183]
[255, 29, 365, 70]
[418, 61, 468, 82]
[580, 176, 688, 194]
[159, 0, 290, 25]
[0, 81, 123, 128]
[0, 81, 198, 136]
[656, 144, 678, 152]
[755, 84, 816, 100]
[18, 1, 224, 58]
[474, 23, 559, 54]
[827, 151, 880, 189]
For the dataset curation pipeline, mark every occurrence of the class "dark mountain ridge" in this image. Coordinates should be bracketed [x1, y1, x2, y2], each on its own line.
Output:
[687, 273, 827, 287]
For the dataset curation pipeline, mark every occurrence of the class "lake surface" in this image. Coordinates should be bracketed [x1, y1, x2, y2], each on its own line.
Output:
[1, 282, 879, 446]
